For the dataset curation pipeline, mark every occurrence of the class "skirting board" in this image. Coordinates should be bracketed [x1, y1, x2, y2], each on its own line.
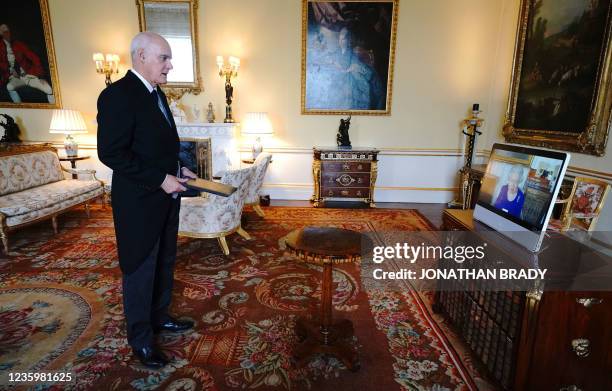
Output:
[260, 184, 456, 203]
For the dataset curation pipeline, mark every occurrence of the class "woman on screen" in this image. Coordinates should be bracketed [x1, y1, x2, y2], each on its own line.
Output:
[494, 165, 525, 218]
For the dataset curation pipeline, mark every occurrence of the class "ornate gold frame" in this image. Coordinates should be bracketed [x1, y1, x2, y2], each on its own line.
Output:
[0, 0, 61, 109]
[561, 176, 611, 231]
[300, 0, 399, 116]
[502, 0, 612, 156]
[136, 0, 203, 97]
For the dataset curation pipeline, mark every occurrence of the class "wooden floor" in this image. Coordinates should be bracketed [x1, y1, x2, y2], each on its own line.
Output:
[270, 200, 446, 229]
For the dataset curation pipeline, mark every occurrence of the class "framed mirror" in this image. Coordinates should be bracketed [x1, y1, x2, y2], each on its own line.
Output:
[136, 0, 202, 96]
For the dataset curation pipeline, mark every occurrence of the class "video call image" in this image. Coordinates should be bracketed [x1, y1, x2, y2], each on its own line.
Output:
[479, 150, 563, 229]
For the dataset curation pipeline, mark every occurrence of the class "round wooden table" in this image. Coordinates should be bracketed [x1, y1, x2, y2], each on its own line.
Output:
[284, 226, 363, 371]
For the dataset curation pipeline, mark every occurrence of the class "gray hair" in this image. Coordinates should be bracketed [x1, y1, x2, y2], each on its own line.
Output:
[130, 31, 163, 62]
[508, 165, 524, 182]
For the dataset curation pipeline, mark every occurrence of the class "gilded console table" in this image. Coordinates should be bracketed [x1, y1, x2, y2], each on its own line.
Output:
[311, 147, 378, 207]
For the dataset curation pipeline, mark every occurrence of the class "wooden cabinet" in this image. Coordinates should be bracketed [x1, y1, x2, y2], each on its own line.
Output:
[436, 209, 612, 390]
[311, 147, 378, 207]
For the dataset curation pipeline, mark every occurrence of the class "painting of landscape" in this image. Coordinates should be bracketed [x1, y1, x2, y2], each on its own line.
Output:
[514, 0, 611, 132]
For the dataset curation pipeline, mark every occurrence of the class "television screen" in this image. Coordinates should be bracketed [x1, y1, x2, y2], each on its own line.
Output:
[474, 144, 570, 252]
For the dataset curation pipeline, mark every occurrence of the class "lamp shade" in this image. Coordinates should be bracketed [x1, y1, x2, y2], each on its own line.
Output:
[241, 112, 273, 136]
[49, 109, 88, 134]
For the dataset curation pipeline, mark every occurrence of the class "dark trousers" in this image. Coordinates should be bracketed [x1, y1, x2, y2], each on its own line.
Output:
[122, 198, 180, 350]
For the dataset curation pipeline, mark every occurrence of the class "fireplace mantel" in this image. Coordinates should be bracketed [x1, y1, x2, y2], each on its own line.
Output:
[176, 122, 239, 176]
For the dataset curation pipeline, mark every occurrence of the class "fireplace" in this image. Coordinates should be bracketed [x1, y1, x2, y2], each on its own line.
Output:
[179, 138, 212, 180]
[177, 122, 238, 178]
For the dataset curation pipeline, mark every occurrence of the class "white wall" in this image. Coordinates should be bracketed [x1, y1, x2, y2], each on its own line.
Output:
[2, 0, 610, 217]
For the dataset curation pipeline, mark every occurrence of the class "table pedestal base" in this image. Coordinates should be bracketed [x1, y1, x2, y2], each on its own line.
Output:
[294, 317, 359, 371]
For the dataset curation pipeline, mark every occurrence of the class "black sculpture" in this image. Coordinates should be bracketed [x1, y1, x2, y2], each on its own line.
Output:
[0, 114, 21, 142]
[336, 115, 352, 149]
[225, 82, 233, 107]
[222, 80, 235, 123]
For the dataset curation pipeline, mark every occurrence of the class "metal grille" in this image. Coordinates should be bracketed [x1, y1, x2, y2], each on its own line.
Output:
[437, 278, 525, 390]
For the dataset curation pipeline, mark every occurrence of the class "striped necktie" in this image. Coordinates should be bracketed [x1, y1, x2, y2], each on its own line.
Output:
[151, 89, 171, 125]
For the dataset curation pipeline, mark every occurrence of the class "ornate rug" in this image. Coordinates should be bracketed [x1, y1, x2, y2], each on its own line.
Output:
[0, 206, 485, 390]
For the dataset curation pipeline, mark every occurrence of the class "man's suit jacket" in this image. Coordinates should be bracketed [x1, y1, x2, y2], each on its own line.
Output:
[97, 70, 180, 274]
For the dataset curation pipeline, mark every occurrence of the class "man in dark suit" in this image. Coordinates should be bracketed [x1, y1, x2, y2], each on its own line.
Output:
[97, 32, 196, 369]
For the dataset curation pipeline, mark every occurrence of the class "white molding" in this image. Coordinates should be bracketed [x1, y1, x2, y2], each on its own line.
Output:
[261, 184, 456, 203]
[238, 145, 491, 157]
[22, 141, 612, 200]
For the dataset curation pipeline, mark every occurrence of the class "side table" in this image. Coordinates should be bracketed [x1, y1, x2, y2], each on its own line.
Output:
[284, 226, 363, 371]
[59, 155, 90, 179]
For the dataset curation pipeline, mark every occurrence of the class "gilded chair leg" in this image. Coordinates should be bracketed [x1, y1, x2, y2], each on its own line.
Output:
[217, 236, 230, 256]
[253, 204, 265, 218]
[237, 226, 252, 240]
[51, 215, 58, 234]
[0, 229, 8, 254]
[85, 203, 91, 218]
[0, 215, 7, 253]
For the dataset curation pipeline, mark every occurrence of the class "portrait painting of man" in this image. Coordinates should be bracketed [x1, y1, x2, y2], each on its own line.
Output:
[0, 0, 61, 108]
[301, 0, 398, 115]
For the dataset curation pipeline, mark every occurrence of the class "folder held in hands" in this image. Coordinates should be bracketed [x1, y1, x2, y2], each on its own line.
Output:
[184, 178, 237, 197]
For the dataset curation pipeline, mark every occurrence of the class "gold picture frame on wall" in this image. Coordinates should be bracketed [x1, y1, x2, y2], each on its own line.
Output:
[503, 0, 612, 156]
[0, 0, 61, 108]
[301, 0, 399, 116]
[136, 0, 202, 97]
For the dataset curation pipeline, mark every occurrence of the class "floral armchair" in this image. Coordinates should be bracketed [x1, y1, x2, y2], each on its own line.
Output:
[178, 165, 255, 255]
[245, 152, 272, 217]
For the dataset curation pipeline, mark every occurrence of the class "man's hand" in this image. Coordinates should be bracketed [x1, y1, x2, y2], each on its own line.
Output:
[181, 167, 198, 179]
[161, 174, 188, 194]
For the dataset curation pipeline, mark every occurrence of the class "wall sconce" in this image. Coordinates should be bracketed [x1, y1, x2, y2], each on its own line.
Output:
[49, 109, 88, 157]
[93, 53, 120, 86]
[216, 55, 240, 123]
[242, 112, 274, 160]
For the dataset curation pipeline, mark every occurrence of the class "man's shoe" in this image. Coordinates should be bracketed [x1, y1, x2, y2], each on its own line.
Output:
[132, 345, 169, 369]
[153, 316, 194, 333]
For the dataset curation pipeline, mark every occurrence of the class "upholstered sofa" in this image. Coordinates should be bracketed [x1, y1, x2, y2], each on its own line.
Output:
[0, 144, 104, 252]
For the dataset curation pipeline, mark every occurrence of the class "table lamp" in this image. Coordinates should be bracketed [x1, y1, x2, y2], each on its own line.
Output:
[242, 112, 273, 159]
[49, 109, 87, 157]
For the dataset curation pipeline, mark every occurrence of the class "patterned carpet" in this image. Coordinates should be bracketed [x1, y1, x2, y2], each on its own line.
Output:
[0, 205, 484, 390]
